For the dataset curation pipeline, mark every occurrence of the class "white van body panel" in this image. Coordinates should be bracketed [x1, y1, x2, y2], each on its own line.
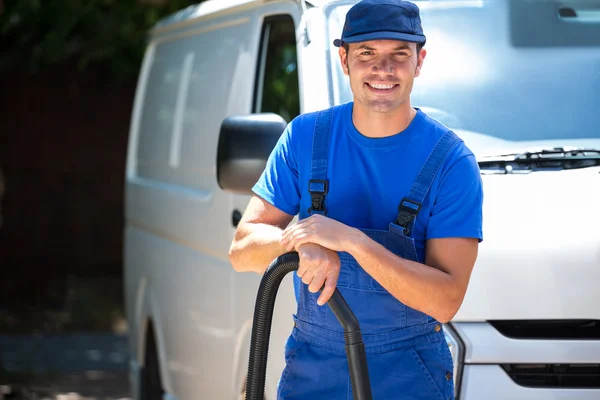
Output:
[458, 164, 600, 321]
[125, 1, 304, 399]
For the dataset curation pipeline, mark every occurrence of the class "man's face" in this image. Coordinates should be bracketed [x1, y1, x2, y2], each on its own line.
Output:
[339, 39, 425, 114]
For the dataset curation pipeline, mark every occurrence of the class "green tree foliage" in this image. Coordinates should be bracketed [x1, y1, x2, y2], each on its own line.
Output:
[260, 23, 300, 123]
[0, 0, 202, 81]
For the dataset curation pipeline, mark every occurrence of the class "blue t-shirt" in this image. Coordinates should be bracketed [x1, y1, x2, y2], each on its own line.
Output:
[252, 101, 483, 262]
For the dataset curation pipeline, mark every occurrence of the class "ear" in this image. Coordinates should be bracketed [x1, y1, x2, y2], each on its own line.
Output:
[339, 46, 350, 76]
[415, 48, 427, 77]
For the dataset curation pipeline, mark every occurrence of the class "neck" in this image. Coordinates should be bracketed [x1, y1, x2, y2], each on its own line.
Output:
[352, 101, 417, 138]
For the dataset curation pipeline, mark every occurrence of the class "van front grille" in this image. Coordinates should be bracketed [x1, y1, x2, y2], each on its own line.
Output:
[490, 320, 600, 339]
[501, 364, 600, 388]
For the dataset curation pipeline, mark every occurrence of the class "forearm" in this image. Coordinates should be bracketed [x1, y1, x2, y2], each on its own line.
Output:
[229, 222, 289, 274]
[348, 231, 462, 323]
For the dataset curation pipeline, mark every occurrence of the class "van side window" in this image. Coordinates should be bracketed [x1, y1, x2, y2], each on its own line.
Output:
[134, 19, 256, 190]
[255, 15, 300, 123]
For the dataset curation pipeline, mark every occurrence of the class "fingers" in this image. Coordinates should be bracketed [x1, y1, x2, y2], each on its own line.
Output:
[308, 270, 326, 294]
[295, 241, 340, 305]
[297, 256, 311, 278]
[317, 273, 338, 306]
[281, 216, 319, 247]
[301, 267, 336, 304]
[290, 232, 312, 251]
[297, 247, 340, 306]
[297, 247, 320, 278]
[281, 225, 310, 249]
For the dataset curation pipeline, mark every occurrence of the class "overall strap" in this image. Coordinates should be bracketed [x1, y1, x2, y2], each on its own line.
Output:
[307, 108, 334, 215]
[395, 130, 462, 235]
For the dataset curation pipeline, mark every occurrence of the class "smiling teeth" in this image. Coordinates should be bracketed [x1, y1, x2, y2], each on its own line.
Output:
[370, 84, 395, 89]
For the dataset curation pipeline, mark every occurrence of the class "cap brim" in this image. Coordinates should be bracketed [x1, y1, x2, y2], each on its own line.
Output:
[333, 31, 426, 47]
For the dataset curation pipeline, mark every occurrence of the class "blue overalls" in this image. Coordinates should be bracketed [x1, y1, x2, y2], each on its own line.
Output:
[277, 108, 459, 400]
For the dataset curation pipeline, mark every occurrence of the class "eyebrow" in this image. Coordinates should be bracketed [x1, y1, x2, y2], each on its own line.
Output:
[355, 44, 412, 51]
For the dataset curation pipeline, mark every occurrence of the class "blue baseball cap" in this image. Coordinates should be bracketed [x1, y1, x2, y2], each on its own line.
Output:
[333, 0, 426, 47]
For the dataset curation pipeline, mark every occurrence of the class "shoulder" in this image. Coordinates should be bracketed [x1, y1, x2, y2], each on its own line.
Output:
[418, 109, 480, 178]
[288, 102, 349, 132]
[419, 109, 475, 159]
[285, 102, 350, 147]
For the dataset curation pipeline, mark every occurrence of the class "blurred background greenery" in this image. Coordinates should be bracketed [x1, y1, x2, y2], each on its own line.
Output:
[0, 0, 201, 82]
[0, 0, 209, 337]
[1, 2, 217, 392]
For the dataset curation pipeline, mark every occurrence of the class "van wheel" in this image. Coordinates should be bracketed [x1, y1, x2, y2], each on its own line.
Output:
[141, 325, 164, 400]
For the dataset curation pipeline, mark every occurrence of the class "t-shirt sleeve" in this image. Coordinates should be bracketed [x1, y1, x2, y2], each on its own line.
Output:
[426, 151, 484, 242]
[251, 120, 301, 216]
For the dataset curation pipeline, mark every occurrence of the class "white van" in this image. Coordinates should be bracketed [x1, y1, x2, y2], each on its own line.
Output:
[123, 0, 600, 399]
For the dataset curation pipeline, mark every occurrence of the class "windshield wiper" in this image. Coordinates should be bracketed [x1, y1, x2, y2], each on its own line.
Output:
[477, 147, 600, 174]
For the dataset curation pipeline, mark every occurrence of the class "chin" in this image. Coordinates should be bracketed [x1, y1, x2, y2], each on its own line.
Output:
[366, 100, 406, 114]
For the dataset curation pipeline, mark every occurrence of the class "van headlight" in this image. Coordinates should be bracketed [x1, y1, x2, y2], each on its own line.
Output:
[443, 324, 465, 396]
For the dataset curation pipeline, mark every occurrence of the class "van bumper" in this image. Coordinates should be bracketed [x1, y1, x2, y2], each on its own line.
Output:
[452, 322, 600, 399]
[460, 365, 600, 400]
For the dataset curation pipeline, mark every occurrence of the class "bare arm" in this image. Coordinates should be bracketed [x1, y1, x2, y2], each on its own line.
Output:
[349, 235, 478, 323]
[280, 214, 479, 322]
[229, 195, 295, 274]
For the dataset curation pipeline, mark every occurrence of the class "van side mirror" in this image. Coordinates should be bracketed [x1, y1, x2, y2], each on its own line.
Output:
[217, 113, 287, 194]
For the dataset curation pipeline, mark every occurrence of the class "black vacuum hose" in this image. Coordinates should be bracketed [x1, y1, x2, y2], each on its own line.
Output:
[245, 251, 372, 400]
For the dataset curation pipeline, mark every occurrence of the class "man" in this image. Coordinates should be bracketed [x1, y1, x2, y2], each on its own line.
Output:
[229, 0, 483, 398]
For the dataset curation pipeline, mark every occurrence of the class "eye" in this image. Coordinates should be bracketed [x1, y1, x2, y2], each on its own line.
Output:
[360, 51, 374, 56]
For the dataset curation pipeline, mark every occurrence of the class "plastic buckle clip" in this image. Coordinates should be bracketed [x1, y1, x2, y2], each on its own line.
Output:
[308, 179, 329, 215]
[396, 197, 421, 234]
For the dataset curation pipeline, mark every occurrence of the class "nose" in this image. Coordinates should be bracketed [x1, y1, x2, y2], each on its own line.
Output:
[372, 57, 395, 75]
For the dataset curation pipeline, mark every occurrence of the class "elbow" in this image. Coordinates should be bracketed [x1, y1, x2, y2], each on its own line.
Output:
[435, 310, 457, 325]
[432, 275, 470, 323]
[228, 241, 244, 272]
[435, 293, 464, 324]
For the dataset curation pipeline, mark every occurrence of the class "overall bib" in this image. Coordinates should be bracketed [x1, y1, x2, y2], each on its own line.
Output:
[277, 108, 459, 400]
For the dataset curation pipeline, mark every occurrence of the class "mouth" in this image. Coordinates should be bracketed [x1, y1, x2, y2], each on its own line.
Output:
[365, 82, 399, 92]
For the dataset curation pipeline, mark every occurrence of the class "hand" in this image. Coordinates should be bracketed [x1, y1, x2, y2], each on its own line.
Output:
[296, 243, 341, 306]
[280, 214, 359, 253]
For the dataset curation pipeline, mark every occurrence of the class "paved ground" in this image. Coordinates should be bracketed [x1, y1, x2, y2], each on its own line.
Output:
[0, 274, 131, 400]
[1, 333, 130, 400]
[1, 371, 130, 400]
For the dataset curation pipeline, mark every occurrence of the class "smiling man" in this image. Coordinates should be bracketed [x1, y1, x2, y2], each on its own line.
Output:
[229, 0, 484, 398]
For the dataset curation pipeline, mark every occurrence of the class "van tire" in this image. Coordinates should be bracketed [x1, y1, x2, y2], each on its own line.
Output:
[141, 325, 164, 400]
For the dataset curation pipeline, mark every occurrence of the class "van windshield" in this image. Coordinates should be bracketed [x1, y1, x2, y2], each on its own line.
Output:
[326, 0, 600, 150]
